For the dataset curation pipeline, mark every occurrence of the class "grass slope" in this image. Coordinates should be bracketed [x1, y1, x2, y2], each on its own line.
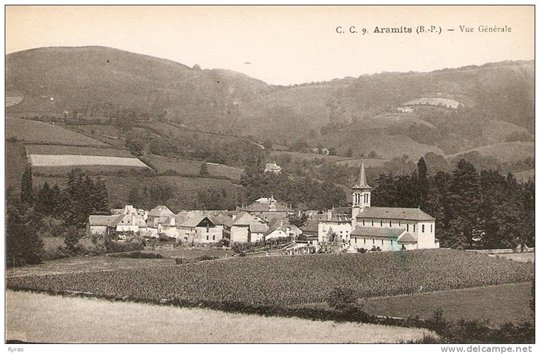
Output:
[7, 117, 108, 146]
[446, 142, 534, 163]
[364, 282, 533, 326]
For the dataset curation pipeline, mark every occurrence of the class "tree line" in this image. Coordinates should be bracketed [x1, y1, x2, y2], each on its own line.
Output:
[7, 167, 110, 266]
[372, 158, 534, 249]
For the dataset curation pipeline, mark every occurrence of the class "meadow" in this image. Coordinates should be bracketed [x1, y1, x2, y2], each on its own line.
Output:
[6, 117, 108, 146]
[363, 282, 533, 326]
[6, 290, 432, 343]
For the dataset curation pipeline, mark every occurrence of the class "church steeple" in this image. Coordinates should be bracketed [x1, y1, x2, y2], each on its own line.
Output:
[352, 163, 371, 230]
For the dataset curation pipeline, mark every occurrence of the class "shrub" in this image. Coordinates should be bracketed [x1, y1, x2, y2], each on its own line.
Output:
[109, 251, 163, 259]
[327, 286, 359, 310]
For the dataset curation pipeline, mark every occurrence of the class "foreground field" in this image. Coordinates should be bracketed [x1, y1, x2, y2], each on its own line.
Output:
[8, 250, 533, 308]
[364, 282, 533, 326]
[6, 290, 432, 343]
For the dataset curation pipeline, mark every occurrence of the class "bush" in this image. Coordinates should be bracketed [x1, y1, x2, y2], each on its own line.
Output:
[109, 251, 163, 259]
[105, 239, 144, 253]
[327, 286, 359, 310]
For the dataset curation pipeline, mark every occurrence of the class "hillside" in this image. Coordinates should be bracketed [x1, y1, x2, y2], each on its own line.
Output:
[5, 46, 534, 182]
[6, 46, 272, 134]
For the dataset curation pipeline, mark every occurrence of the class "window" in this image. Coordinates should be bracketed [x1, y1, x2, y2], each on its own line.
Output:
[363, 238, 366, 244]
[422, 225, 425, 233]
[206, 235, 209, 240]
[413, 225, 416, 232]
[389, 220, 392, 227]
[213, 235, 215, 241]
[380, 220, 383, 227]
[407, 224, 409, 232]
[372, 238, 374, 244]
[381, 239, 384, 245]
[371, 220, 374, 226]
[391, 240, 393, 245]
[399, 220, 401, 226]
[362, 219, 365, 226]
[431, 224, 433, 233]
[355, 238, 357, 244]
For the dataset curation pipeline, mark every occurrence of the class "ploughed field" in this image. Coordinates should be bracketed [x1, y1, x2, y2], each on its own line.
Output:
[7, 250, 533, 308]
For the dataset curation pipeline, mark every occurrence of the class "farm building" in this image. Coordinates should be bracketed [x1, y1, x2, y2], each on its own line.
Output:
[147, 205, 175, 228]
[230, 212, 269, 243]
[175, 212, 223, 244]
[114, 205, 147, 233]
[87, 214, 123, 237]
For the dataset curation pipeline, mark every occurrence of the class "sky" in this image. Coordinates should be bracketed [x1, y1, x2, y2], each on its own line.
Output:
[6, 6, 534, 85]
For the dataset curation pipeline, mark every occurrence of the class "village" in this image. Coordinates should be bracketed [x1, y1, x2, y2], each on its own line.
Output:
[87, 163, 439, 254]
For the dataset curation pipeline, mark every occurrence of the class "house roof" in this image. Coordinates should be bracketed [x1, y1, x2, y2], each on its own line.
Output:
[89, 214, 123, 227]
[264, 226, 287, 237]
[213, 214, 234, 228]
[356, 207, 435, 221]
[251, 223, 269, 234]
[301, 219, 319, 233]
[148, 205, 174, 217]
[232, 212, 256, 226]
[398, 232, 418, 243]
[351, 227, 406, 238]
[182, 215, 215, 228]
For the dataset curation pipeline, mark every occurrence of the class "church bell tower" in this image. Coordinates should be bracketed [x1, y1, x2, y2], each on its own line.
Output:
[352, 163, 371, 230]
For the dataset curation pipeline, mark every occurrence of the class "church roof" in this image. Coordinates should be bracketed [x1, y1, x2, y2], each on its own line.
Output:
[352, 163, 371, 189]
[351, 227, 406, 238]
[356, 207, 435, 221]
[397, 232, 418, 243]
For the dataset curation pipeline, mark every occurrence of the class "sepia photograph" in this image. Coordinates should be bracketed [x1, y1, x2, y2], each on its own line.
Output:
[3, 4, 535, 347]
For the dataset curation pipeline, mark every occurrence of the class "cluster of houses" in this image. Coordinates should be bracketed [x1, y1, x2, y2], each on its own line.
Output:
[88, 196, 302, 245]
[88, 163, 439, 252]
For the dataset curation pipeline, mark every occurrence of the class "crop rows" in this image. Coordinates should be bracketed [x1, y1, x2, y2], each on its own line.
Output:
[7, 250, 534, 308]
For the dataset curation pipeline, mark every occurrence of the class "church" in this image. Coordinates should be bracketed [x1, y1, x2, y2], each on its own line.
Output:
[319, 163, 439, 251]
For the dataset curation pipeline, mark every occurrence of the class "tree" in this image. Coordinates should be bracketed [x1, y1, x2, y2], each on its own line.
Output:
[417, 157, 429, 209]
[34, 181, 52, 215]
[199, 162, 209, 177]
[6, 189, 44, 266]
[367, 150, 378, 158]
[125, 138, 144, 156]
[92, 177, 110, 213]
[20, 166, 34, 207]
[345, 147, 353, 157]
[448, 160, 481, 247]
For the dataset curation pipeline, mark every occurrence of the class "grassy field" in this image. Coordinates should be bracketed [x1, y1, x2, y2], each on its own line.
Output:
[7, 117, 108, 146]
[363, 282, 533, 326]
[490, 252, 535, 263]
[144, 154, 244, 180]
[6, 290, 432, 343]
[7, 250, 533, 308]
[446, 142, 534, 164]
